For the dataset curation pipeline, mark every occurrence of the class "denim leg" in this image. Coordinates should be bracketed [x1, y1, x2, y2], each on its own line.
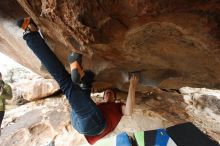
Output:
[24, 32, 105, 135]
[24, 32, 70, 91]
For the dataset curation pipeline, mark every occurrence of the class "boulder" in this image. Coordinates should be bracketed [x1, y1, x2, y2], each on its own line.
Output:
[180, 87, 220, 143]
[12, 78, 59, 101]
[0, 89, 219, 145]
[0, 0, 220, 89]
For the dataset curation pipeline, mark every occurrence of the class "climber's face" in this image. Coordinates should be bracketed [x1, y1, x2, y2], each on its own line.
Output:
[103, 89, 116, 102]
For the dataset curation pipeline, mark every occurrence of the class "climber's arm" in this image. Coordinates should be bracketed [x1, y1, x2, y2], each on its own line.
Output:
[122, 75, 138, 116]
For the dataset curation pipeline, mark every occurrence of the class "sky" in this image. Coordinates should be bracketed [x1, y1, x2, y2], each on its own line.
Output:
[0, 52, 18, 66]
[0, 52, 23, 75]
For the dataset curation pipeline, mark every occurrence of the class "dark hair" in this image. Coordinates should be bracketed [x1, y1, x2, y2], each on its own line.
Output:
[103, 88, 117, 100]
[0, 72, 2, 78]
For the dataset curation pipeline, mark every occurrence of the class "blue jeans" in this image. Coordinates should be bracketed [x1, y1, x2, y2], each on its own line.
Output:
[24, 32, 106, 136]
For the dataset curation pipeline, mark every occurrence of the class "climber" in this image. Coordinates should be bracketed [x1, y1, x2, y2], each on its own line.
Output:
[16, 17, 138, 144]
[0, 72, 12, 136]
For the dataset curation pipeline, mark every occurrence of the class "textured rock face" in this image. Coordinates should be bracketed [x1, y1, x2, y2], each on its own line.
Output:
[0, 91, 185, 146]
[1, 88, 219, 145]
[0, 0, 220, 89]
[0, 57, 60, 103]
[0, 1, 45, 76]
[12, 78, 59, 101]
[180, 87, 220, 142]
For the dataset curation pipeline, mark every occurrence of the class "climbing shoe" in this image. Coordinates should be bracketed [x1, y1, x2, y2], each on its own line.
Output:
[68, 52, 84, 84]
[17, 17, 37, 31]
[17, 17, 38, 37]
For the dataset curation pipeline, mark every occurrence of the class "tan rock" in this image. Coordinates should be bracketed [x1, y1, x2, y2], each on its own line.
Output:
[0, 0, 220, 89]
[12, 78, 59, 101]
[180, 86, 220, 143]
[1, 89, 219, 145]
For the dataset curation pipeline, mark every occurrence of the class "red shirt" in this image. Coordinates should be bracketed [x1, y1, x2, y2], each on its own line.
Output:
[85, 102, 123, 145]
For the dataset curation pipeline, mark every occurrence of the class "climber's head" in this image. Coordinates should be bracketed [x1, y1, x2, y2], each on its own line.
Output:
[103, 88, 116, 102]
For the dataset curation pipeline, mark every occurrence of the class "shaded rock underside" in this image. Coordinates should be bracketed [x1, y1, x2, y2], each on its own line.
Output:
[0, 0, 220, 90]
